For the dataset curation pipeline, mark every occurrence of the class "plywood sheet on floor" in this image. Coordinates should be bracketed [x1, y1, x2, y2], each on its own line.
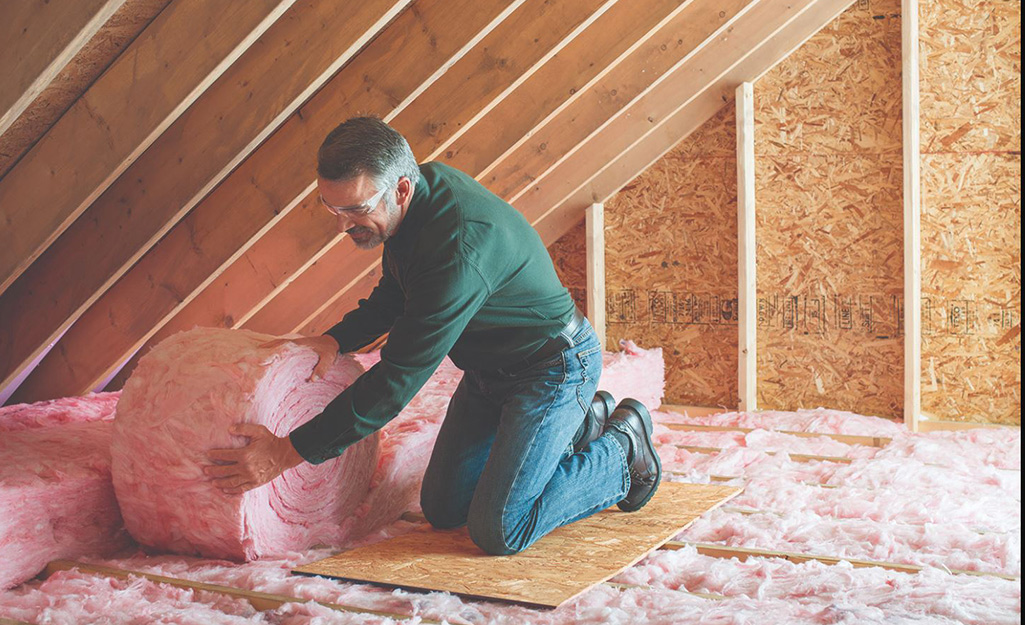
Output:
[293, 481, 741, 609]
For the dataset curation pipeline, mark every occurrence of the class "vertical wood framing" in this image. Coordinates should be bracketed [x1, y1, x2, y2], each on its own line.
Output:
[586, 203, 606, 350]
[902, 0, 921, 431]
[736, 82, 757, 412]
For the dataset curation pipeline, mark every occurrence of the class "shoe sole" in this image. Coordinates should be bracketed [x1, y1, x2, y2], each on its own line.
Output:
[616, 398, 662, 512]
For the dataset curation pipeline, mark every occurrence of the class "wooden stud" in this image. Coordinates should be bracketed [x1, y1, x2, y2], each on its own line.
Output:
[666, 542, 1021, 581]
[586, 203, 607, 349]
[0, 0, 125, 136]
[0, 0, 409, 400]
[0, 0, 298, 296]
[40, 560, 433, 622]
[902, 0, 922, 432]
[10, 0, 527, 402]
[673, 444, 855, 465]
[736, 81, 757, 412]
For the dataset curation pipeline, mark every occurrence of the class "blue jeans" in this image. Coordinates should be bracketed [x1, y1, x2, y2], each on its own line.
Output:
[420, 320, 630, 555]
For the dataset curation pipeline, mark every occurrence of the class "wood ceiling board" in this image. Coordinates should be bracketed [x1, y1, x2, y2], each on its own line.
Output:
[8, 0, 523, 404]
[0, 0, 409, 402]
[0, 0, 297, 296]
[293, 481, 741, 610]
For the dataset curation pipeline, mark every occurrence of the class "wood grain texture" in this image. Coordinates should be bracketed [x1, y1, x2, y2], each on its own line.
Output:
[0, 0, 170, 179]
[10, 0, 521, 402]
[0, 0, 296, 296]
[0, 0, 123, 135]
[919, 0, 1021, 424]
[0, 0, 407, 400]
[753, 0, 905, 419]
[293, 482, 741, 609]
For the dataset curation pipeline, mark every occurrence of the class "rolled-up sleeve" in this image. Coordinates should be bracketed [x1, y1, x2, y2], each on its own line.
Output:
[290, 252, 490, 464]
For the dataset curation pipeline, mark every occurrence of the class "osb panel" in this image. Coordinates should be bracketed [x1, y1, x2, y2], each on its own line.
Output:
[754, 0, 903, 156]
[920, 0, 1021, 153]
[603, 105, 738, 408]
[753, 1, 904, 419]
[294, 482, 741, 609]
[0, 0, 171, 178]
[919, 0, 1021, 425]
[548, 219, 588, 315]
[755, 154, 904, 418]
[921, 153, 1021, 424]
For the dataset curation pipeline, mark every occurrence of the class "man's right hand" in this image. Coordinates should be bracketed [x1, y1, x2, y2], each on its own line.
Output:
[260, 335, 340, 381]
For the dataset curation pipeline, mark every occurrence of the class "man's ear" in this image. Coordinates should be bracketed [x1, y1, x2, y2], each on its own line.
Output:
[396, 175, 414, 207]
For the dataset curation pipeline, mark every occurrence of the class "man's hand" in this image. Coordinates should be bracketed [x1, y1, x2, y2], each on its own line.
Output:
[260, 334, 340, 380]
[205, 424, 305, 495]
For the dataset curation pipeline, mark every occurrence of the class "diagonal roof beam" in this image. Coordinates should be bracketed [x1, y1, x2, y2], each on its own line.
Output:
[0, 0, 297, 295]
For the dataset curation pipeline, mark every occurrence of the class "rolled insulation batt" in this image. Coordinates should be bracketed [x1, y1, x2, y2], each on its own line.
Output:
[111, 328, 378, 560]
[0, 396, 129, 590]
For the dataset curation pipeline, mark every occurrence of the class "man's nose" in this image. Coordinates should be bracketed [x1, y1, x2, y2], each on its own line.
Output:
[334, 212, 355, 232]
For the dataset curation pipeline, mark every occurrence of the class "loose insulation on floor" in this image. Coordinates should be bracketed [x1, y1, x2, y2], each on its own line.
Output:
[0, 339, 1019, 624]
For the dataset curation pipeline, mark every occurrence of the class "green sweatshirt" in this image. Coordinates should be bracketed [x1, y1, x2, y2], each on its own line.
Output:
[289, 162, 576, 464]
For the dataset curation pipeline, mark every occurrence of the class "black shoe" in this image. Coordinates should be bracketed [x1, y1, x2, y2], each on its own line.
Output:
[572, 391, 616, 453]
[606, 398, 662, 512]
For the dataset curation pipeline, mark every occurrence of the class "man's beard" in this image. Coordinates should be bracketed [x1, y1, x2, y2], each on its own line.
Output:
[348, 196, 400, 249]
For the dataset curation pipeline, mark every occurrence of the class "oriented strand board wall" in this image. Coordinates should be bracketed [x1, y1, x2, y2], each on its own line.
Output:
[754, 0, 905, 419]
[919, 0, 1021, 424]
[548, 219, 588, 316]
[560, 106, 739, 408]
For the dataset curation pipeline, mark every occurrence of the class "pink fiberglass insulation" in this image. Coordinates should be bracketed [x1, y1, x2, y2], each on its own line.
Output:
[600, 340, 664, 410]
[2, 341, 1019, 623]
[0, 421, 130, 590]
[0, 391, 120, 432]
[111, 328, 379, 561]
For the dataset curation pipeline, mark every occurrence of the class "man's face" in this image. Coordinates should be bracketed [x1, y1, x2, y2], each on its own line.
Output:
[318, 174, 404, 249]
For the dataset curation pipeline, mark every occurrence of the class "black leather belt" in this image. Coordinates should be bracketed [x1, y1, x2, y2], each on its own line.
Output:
[500, 308, 587, 373]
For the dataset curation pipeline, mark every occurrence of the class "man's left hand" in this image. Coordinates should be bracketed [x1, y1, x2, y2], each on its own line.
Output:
[205, 423, 305, 494]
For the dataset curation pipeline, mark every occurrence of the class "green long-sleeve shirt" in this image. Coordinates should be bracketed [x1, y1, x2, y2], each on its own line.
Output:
[288, 162, 576, 464]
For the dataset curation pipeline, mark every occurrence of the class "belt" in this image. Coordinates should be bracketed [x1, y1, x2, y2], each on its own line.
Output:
[499, 308, 587, 374]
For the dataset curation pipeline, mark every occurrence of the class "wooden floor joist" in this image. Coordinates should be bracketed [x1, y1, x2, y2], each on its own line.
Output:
[673, 444, 856, 465]
[662, 422, 893, 448]
[664, 542, 1021, 581]
[41, 560, 436, 623]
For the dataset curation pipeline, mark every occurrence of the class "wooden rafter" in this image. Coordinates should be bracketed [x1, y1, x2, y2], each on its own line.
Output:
[0, 0, 297, 295]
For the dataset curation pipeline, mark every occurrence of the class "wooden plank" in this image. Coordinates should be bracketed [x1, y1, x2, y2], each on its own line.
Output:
[903, 0, 921, 432]
[525, 0, 858, 245]
[240, 0, 752, 347]
[441, 0, 693, 175]
[0, 0, 173, 180]
[0, 0, 409, 399]
[0, 0, 125, 136]
[0, 0, 297, 296]
[293, 482, 741, 609]
[662, 421, 892, 448]
[660, 405, 732, 418]
[673, 444, 855, 464]
[586, 203, 606, 349]
[736, 81, 757, 412]
[668, 541, 1021, 581]
[8, 0, 525, 403]
[40, 560, 432, 622]
[916, 419, 1020, 433]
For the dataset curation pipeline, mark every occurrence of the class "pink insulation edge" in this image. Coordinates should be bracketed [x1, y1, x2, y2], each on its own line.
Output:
[2, 341, 1021, 624]
[111, 328, 380, 561]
